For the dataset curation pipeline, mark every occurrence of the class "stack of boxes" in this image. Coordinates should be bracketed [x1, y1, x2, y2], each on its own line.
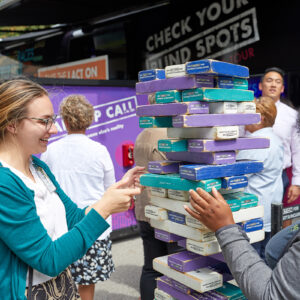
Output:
[136, 59, 268, 299]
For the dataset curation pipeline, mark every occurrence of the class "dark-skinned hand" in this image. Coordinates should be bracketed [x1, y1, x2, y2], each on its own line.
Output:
[184, 187, 235, 232]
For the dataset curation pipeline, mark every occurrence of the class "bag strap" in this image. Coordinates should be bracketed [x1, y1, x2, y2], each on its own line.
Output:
[27, 267, 33, 300]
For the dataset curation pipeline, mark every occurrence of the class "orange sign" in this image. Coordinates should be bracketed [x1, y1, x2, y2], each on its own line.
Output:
[38, 55, 108, 80]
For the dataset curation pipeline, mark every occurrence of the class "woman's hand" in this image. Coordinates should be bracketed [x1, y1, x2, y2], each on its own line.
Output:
[184, 187, 234, 232]
[87, 176, 141, 219]
[122, 166, 145, 189]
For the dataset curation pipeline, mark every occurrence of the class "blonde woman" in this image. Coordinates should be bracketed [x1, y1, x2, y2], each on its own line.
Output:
[0, 78, 143, 300]
[41, 95, 116, 300]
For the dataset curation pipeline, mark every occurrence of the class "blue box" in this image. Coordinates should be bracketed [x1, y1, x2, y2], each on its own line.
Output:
[221, 175, 248, 189]
[185, 59, 249, 78]
[215, 76, 234, 89]
[138, 69, 166, 82]
[238, 218, 263, 232]
[168, 211, 186, 225]
[179, 160, 264, 181]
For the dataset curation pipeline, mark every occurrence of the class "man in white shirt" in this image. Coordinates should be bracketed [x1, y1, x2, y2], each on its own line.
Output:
[259, 67, 300, 221]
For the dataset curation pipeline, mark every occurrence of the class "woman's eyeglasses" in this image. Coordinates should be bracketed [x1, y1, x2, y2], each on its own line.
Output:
[24, 115, 58, 131]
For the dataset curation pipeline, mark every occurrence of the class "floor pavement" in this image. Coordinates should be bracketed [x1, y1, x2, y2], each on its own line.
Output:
[94, 235, 144, 300]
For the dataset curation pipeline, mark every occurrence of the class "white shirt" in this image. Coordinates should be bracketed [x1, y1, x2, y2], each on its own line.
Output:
[237, 127, 284, 232]
[273, 101, 300, 185]
[41, 134, 115, 239]
[0, 160, 69, 286]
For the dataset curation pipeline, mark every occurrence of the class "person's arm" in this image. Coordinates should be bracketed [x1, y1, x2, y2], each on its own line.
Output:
[0, 160, 141, 277]
[184, 188, 300, 300]
[287, 120, 300, 202]
[217, 224, 300, 299]
[0, 179, 109, 277]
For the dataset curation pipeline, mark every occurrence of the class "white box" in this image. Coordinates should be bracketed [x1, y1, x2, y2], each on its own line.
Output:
[167, 189, 190, 201]
[209, 102, 238, 114]
[151, 187, 168, 198]
[167, 126, 239, 140]
[186, 229, 265, 256]
[165, 64, 187, 78]
[145, 205, 168, 220]
[237, 101, 256, 113]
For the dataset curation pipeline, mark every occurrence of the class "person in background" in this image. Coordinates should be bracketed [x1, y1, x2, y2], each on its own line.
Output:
[259, 67, 300, 227]
[134, 128, 182, 300]
[237, 96, 284, 259]
[41, 95, 117, 300]
[0, 78, 143, 300]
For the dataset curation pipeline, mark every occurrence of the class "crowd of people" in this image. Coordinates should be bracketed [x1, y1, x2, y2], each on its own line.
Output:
[0, 66, 299, 300]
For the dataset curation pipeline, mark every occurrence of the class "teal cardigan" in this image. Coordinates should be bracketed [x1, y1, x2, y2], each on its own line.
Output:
[0, 156, 109, 300]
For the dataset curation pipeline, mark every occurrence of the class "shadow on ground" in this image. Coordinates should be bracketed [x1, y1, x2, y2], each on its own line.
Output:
[108, 264, 142, 289]
[94, 290, 138, 300]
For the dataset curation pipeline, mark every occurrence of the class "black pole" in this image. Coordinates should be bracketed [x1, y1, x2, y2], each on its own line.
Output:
[271, 203, 283, 237]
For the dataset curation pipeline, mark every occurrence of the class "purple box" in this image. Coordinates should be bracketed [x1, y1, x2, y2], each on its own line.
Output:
[195, 75, 215, 88]
[136, 102, 209, 116]
[188, 137, 270, 152]
[177, 239, 187, 248]
[166, 151, 236, 165]
[167, 251, 220, 273]
[157, 276, 226, 300]
[209, 253, 225, 262]
[148, 160, 180, 174]
[172, 113, 261, 128]
[136, 75, 214, 94]
[155, 229, 183, 243]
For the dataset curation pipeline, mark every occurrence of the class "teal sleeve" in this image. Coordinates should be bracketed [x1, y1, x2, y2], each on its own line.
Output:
[0, 172, 109, 277]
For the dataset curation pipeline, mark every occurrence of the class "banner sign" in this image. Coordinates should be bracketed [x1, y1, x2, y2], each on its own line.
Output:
[38, 55, 108, 80]
[146, 6, 259, 69]
[283, 205, 300, 221]
[44, 84, 147, 231]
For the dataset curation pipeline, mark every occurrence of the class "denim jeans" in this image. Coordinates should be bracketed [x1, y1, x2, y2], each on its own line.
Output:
[265, 221, 300, 269]
[138, 221, 183, 300]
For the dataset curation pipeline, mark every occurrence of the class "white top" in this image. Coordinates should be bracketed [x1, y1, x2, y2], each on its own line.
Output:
[237, 127, 284, 232]
[41, 134, 115, 239]
[273, 101, 300, 185]
[0, 160, 69, 286]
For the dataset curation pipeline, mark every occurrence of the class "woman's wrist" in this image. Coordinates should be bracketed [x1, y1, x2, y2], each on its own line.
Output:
[94, 201, 111, 220]
[86, 202, 111, 220]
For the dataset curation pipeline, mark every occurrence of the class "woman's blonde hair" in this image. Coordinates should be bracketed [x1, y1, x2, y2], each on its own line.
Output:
[255, 96, 277, 127]
[0, 78, 48, 142]
[60, 94, 94, 131]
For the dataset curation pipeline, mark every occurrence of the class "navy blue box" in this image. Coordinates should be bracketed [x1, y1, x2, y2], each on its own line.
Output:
[179, 160, 263, 181]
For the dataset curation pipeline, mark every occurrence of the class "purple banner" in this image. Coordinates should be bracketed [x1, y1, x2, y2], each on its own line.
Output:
[44, 84, 147, 231]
